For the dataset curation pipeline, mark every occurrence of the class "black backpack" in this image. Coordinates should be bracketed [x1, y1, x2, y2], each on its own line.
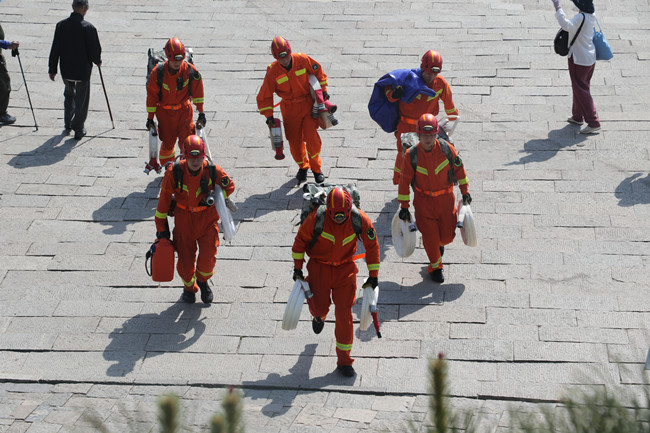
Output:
[146, 48, 197, 100]
[554, 13, 585, 56]
[172, 160, 219, 200]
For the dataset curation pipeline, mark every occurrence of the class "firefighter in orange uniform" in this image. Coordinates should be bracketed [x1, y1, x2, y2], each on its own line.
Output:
[155, 135, 235, 304]
[292, 188, 380, 377]
[386, 50, 459, 185]
[257, 36, 328, 184]
[146, 37, 206, 168]
[397, 114, 470, 283]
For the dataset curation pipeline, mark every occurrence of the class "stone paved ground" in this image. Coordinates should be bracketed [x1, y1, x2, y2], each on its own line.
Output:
[1, 0, 649, 431]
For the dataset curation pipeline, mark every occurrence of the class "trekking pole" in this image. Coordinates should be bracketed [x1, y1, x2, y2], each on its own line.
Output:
[11, 48, 38, 131]
[97, 64, 114, 129]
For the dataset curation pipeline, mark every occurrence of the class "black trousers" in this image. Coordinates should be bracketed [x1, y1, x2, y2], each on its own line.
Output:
[0, 53, 10, 116]
[63, 79, 90, 132]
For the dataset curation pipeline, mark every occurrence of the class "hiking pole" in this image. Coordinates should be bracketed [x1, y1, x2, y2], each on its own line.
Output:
[97, 64, 114, 129]
[11, 48, 38, 131]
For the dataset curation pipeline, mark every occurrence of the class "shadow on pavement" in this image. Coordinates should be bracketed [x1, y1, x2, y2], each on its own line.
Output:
[241, 343, 345, 417]
[235, 178, 304, 222]
[93, 177, 160, 234]
[103, 302, 206, 377]
[615, 172, 650, 207]
[506, 125, 587, 166]
[7, 131, 76, 168]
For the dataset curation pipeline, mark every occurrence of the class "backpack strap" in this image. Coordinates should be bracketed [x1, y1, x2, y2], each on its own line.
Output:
[156, 63, 165, 101]
[409, 145, 418, 189]
[172, 161, 183, 191]
[309, 206, 327, 249]
[438, 138, 458, 185]
[350, 206, 362, 237]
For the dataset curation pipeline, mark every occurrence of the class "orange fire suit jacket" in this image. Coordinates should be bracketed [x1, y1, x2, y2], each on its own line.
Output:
[397, 141, 469, 208]
[154, 160, 235, 231]
[146, 61, 205, 119]
[386, 74, 458, 125]
[256, 53, 328, 119]
[292, 208, 380, 278]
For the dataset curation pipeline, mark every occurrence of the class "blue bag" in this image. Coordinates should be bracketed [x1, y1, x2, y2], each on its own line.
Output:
[593, 18, 613, 61]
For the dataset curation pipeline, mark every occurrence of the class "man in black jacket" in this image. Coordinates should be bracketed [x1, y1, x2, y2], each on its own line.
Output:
[48, 0, 102, 140]
[0, 24, 19, 125]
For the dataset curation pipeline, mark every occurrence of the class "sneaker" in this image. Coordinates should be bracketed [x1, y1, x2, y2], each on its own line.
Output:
[580, 125, 601, 134]
[0, 113, 16, 124]
[313, 172, 325, 184]
[197, 280, 213, 304]
[74, 128, 87, 140]
[296, 168, 308, 182]
[181, 290, 196, 303]
[431, 268, 445, 283]
[337, 365, 355, 377]
[567, 117, 584, 125]
[312, 317, 324, 334]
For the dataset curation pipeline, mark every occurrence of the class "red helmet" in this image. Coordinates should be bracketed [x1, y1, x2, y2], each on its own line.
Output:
[184, 135, 206, 159]
[164, 38, 185, 61]
[421, 50, 443, 73]
[417, 113, 439, 135]
[271, 36, 292, 59]
[326, 187, 352, 223]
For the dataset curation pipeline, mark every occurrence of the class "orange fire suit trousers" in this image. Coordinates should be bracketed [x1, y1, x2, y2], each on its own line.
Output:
[306, 260, 357, 366]
[280, 98, 322, 173]
[155, 102, 195, 166]
[172, 207, 219, 291]
[414, 192, 457, 272]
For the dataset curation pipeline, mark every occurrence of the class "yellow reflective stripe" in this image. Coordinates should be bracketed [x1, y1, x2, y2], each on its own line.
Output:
[196, 269, 213, 278]
[415, 94, 421, 100]
[193, 97, 204, 103]
[277, 75, 289, 84]
[367, 263, 380, 271]
[162, 83, 170, 91]
[196, 187, 202, 198]
[160, 149, 175, 159]
[446, 107, 457, 114]
[147, 106, 157, 113]
[292, 251, 305, 260]
[295, 68, 306, 76]
[320, 79, 327, 86]
[394, 166, 401, 173]
[181, 185, 189, 193]
[431, 257, 442, 267]
[183, 275, 196, 288]
[321, 232, 335, 243]
[155, 210, 168, 219]
[259, 106, 273, 113]
[434, 159, 449, 175]
[426, 89, 443, 101]
[309, 151, 321, 159]
[416, 166, 429, 175]
[342, 234, 356, 246]
[458, 177, 469, 186]
[397, 194, 410, 201]
[183, 78, 189, 87]
[336, 342, 352, 351]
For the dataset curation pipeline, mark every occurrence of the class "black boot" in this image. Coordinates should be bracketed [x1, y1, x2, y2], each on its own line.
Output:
[181, 289, 196, 303]
[197, 281, 213, 304]
[337, 365, 355, 377]
[431, 268, 445, 283]
[312, 317, 324, 334]
[313, 172, 325, 184]
[296, 168, 308, 181]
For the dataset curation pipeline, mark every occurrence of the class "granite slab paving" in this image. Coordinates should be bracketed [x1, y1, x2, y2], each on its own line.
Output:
[1, 0, 649, 431]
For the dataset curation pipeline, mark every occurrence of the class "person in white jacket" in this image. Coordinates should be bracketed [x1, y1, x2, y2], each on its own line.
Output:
[552, 0, 601, 134]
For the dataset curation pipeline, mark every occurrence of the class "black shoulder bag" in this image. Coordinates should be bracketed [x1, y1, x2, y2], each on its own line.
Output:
[554, 13, 585, 56]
